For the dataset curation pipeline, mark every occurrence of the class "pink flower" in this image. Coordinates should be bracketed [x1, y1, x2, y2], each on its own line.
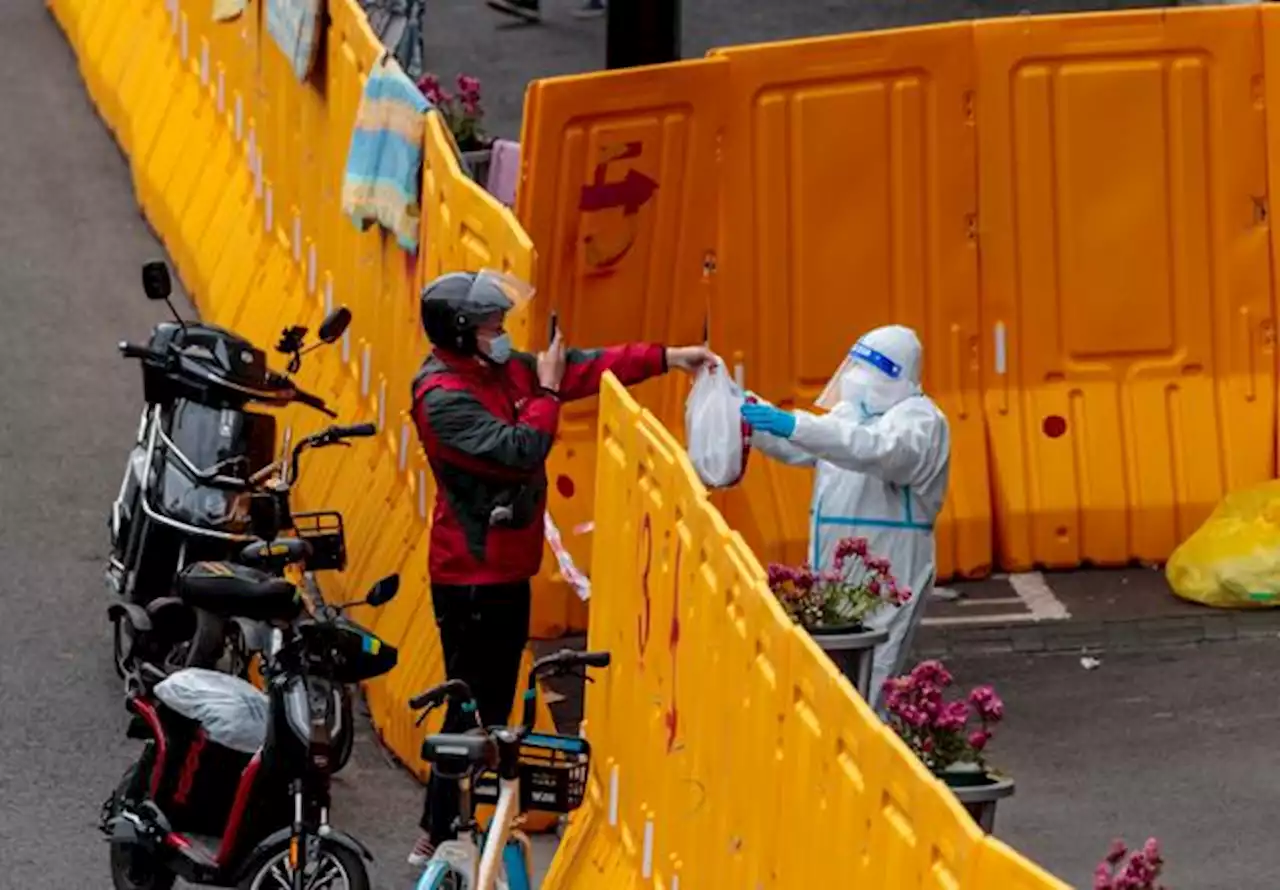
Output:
[911, 659, 953, 689]
[456, 73, 482, 99]
[968, 729, 991, 751]
[968, 685, 1005, 723]
[894, 586, 913, 605]
[867, 577, 881, 596]
[417, 73, 449, 105]
[1106, 841, 1128, 866]
[866, 556, 893, 576]
[935, 701, 970, 732]
[766, 563, 794, 589]
[1141, 838, 1161, 864]
[834, 536, 869, 562]
[1094, 863, 1115, 890]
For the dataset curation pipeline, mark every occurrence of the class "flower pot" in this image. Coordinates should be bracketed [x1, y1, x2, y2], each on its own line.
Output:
[809, 623, 889, 701]
[937, 764, 1016, 833]
[460, 148, 492, 187]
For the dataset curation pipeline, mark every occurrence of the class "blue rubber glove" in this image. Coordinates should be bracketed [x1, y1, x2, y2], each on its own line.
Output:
[741, 401, 797, 439]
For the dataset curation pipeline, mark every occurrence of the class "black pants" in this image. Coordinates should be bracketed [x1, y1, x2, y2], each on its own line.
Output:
[419, 580, 531, 841]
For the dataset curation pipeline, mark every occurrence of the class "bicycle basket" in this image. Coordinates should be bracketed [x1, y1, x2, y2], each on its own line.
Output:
[472, 733, 591, 814]
[293, 511, 346, 571]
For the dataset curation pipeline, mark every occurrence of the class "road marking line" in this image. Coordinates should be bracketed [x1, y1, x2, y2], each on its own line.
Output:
[922, 572, 1071, 627]
[923, 612, 1049, 628]
[958, 597, 1023, 607]
[1009, 571, 1071, 621]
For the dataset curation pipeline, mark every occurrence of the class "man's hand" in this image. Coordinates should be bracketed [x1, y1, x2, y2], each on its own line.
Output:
[538, 330, 566, 392]
[666, 345, 716, 374]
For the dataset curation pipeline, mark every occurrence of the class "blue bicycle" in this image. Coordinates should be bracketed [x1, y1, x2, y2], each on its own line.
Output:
[408, 648, 611, 890]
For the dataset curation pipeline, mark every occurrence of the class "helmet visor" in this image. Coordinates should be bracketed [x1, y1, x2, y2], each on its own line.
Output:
[470, 269, 535, 315]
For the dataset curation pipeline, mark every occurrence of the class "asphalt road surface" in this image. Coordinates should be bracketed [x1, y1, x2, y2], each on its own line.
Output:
[958, 641, 1280, 889]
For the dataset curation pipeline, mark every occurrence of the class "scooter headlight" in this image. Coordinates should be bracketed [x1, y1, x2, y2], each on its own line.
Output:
[284, 676, 339, 744]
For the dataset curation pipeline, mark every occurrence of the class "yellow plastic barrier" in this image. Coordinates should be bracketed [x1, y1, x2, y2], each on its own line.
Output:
[541, 375, 1068, 889]
[53, 0, 563, 828]
[976, 7, 1276, 572]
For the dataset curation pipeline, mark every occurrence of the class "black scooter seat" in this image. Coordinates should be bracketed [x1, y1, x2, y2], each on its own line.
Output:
[177, 561, 302, 622]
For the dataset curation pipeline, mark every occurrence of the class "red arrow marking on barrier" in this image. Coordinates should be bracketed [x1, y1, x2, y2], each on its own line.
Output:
[579, 168, 659, 216]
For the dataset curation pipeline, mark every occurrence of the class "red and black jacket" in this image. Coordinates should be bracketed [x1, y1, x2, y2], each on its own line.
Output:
[411, 343, 667, 586]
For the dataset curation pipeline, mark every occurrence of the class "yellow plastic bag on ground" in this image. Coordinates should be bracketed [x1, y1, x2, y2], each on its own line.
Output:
[1166, 479, 1280, 609]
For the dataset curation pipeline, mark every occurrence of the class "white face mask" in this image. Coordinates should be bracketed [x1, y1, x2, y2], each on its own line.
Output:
[480, 332, 512, 364]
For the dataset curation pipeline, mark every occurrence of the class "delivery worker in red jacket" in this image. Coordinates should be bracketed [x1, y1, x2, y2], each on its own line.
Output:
[407, 269, 712, 864]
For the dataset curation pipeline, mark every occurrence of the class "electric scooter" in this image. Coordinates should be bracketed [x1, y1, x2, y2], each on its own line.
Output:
[107, 259, 353, 680]
[101, 569, 400, 890]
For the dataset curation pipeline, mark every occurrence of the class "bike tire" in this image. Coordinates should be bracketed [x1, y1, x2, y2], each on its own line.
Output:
[237, 837, 370, 890]
[416, 859, 468, 890]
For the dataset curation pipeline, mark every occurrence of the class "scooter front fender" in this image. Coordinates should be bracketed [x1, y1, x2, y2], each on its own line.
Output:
[108, 601, 153, 633]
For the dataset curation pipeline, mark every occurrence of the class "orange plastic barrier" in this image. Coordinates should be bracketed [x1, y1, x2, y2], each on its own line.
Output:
[976, 7, 1276, 571]
[708, 25, 990, 580]
[517, 59, 729, 628]
[517, 37, 993, 582]
[519, 7, 1280, 579]
[541, 376, 1068, 889]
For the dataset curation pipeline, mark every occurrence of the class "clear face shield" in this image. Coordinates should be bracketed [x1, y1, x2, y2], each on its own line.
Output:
[469, 268, 536, 315]
[815, 340, 908, 411]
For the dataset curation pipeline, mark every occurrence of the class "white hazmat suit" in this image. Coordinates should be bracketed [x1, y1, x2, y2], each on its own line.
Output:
[749, 325, 950, 710]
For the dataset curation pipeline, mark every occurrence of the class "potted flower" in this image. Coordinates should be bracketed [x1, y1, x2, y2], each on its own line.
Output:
[417, 73, 492, 184]
[766, 536, 911, 700]
[883, 659, 1015, 831]
[1094, 838, 1167, 890]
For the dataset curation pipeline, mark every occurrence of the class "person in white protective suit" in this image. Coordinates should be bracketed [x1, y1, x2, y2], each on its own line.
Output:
[740, 325, 951, 711]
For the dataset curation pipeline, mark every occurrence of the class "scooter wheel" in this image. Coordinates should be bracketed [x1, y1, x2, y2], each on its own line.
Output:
[109, 842, 176, 890]
[238, 839, 369, 890]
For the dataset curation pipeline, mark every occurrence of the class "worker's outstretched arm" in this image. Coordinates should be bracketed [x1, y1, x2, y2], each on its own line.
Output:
[788, 401, 948, 487]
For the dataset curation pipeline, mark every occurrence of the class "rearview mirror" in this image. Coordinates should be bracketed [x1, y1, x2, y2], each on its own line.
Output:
[141, 261, 172, 302]
[318, 307, 352, 344]
[365, 574, 399, 607]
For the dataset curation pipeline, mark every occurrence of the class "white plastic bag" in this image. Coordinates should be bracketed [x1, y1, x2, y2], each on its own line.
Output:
[685, 359, 750, 489]
[154, 667, 270, 753]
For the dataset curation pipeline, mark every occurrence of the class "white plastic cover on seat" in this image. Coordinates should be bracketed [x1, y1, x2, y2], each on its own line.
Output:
[154, 667, 269, 754]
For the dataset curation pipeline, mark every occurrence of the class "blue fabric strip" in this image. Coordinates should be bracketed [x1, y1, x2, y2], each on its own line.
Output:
[815, 514, 933, 531]
[851, 340, 902, 379]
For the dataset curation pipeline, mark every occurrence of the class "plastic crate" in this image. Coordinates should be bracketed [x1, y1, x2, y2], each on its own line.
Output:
[293, 511, 346, 571]
[472, 733, 591, 814]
